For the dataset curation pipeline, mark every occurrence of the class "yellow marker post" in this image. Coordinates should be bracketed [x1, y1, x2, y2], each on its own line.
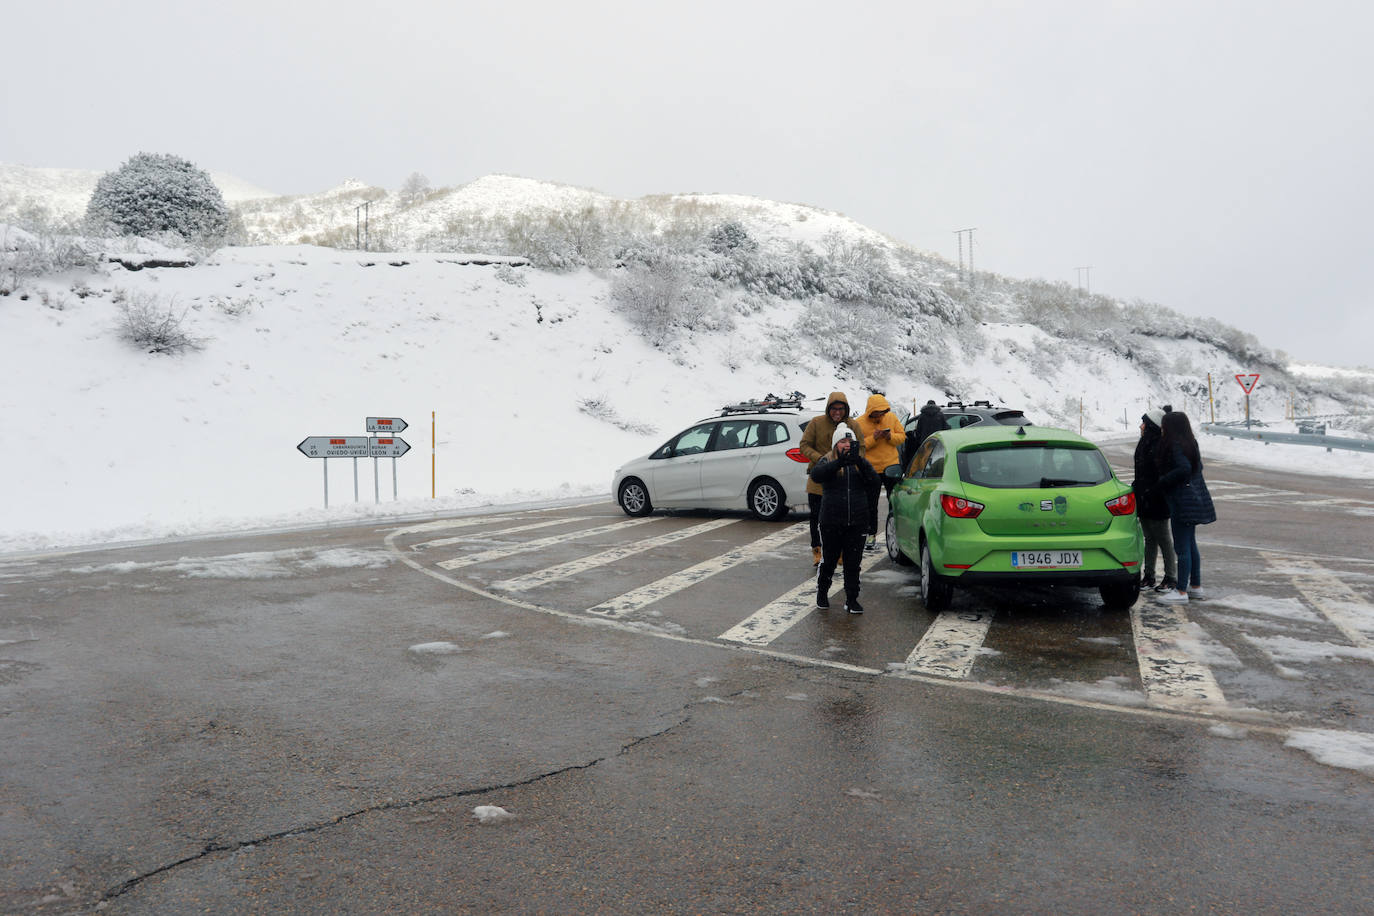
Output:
[431, 411, 436, 499]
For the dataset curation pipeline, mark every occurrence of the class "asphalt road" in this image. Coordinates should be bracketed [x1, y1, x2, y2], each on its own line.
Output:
[2, 448, 1372, 913]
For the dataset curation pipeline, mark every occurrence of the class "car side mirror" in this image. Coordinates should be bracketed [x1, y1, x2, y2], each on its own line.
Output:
[884, 465, 904, 480]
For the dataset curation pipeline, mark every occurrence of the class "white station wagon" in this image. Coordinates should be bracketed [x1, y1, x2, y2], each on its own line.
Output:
[612, 396, 812, 521]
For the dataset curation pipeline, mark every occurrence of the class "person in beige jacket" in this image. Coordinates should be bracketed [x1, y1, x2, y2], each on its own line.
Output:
[799, 391, 863, 567]
[850, 393, 906, 551]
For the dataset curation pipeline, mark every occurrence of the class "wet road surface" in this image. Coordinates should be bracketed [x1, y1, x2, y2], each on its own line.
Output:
[1, 451, 1372, 912]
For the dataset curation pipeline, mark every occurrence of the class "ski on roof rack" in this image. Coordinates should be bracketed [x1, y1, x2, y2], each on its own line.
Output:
[720, 392, 807, 415]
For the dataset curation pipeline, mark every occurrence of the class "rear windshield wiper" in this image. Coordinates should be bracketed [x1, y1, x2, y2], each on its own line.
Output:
[1039, 477, 1087, 488]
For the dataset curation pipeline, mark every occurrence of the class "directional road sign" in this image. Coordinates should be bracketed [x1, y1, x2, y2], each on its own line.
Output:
[1235, 373, 1260, 394]
[298, 436, 370, 458]
[366, 417, 408, 433]
[370, 437, 411, 458]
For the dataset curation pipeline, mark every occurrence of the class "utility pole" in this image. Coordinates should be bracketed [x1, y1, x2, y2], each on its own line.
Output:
[955, 228, 977, 286]
[1076, 266, 1092, 297]
[355, 201, 371, 251]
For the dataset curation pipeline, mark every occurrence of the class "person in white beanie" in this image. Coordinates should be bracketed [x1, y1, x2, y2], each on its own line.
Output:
[808, 423, 878, 614]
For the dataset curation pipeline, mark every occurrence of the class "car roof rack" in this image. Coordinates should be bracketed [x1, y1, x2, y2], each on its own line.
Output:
[720, 392, 806, 415]
[944, 399, 995, 409]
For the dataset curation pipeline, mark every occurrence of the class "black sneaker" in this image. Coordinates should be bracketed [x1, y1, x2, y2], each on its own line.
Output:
[1141, 575, 1157, 589]
[1154, 577, 1177, 593]
[845, 598, 864, 615]
[816, 589, 830, 610]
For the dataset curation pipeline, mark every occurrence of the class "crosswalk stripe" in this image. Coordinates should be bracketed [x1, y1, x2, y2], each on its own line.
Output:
[1130, 602, 1228, 710]
[494, 518, 741, 592]
[1263, 551, 1374, 650]
[415, 518, 574, 551]
[436, 517, 658, 570]
[902, 610, 995, 678]
[719, 554, 891, 644]
[718, 578, 822, 645]
[392, 515, 519, 537]
[589, 523, 808, 618]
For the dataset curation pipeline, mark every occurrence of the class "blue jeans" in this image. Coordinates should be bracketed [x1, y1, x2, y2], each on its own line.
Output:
[1170, 519, 1201, 590]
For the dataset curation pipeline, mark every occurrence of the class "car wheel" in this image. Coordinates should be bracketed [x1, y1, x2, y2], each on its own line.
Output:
[617, 478, 653, 517]
[920, 538, 953, 611]
[747, 477, 788, 521]
[885, 512, 913, 566]
[1099, 579, 1141, 609]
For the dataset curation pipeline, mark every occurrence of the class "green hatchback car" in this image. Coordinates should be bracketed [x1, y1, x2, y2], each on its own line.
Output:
[885, 425, 1144, 611]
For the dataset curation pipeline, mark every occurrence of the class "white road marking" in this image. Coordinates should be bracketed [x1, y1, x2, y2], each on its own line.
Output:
[719, 579, 827, 645]
[902, 611, 995, 679]
[413, 518, 571, 550]
[391, 515, 519, 537]
[1130, 602, 1228, 710]
[588, 523, 807, 618]
[1263, 551, 1374, 650]
[719, 554, 891, 644]
[494, 518, 740, 592]
[436, 517, 658, 570]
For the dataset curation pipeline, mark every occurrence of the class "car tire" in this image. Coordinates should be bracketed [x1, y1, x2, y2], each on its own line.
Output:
[747, 477, 789, 521]
[617, 478, 653, 517]
[1099, 579, 1141, 609]
[920, 538, 953, 611]
[885, 512, 913, 566]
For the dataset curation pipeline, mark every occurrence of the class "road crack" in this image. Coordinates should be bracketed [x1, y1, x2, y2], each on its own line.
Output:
[100, 716, 689, 904]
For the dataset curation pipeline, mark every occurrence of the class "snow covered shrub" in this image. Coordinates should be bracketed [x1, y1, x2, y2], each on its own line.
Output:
[0, 224, 100, 293]
[578, 396, 657, 435]
[800, 298, 904, 386]
[116, 291, 206, 354]
[494, 263, 527, 286]
[610, 260, 717, 346]
[86, 152, 232, 242]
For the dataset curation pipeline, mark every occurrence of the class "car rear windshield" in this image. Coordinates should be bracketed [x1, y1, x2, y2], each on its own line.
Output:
[956, 444, 1111, 488]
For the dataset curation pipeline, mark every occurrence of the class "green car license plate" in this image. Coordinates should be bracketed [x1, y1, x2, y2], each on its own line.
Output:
[1010, 549, 1083, 569]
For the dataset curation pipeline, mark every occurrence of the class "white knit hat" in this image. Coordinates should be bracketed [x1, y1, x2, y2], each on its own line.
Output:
[832, 423, 855, 447]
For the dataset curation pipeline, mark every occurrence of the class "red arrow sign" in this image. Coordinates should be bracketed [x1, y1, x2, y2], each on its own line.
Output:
[1235, 373, 1260, 394]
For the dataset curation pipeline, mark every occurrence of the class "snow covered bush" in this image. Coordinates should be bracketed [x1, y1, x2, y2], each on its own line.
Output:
[0, 224, 100, 294]
[115, 291, 206, 354]
[86, 153, 232, 242]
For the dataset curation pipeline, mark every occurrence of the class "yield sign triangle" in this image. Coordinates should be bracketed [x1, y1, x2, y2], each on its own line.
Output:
[1235, 373, 1260, 394]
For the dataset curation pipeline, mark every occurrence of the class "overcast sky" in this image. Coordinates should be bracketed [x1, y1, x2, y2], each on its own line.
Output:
[6, 0, 1372, 366]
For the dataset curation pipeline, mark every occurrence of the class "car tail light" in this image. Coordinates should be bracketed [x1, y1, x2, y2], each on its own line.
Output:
[785, 448, 809, 463]
[1105, 492, 1136, 516]
[941, 494, 985, 518]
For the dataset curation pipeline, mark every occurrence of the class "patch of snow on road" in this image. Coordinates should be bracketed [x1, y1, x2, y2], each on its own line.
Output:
[1286, 728, 1374, 773]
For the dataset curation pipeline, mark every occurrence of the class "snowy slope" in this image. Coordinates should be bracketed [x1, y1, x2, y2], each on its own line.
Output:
[2, 234, 1369, 555]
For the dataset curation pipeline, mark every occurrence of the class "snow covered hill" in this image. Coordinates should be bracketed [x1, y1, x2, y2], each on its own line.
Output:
[1, 164, 1370, 553]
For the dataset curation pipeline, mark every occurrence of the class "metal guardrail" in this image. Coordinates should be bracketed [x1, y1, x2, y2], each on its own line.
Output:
[1201, 423, 1374, 453]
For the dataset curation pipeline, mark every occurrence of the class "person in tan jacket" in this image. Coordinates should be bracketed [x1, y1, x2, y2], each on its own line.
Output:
[799, 391, 863, 567]
[850, 393, 906, 551]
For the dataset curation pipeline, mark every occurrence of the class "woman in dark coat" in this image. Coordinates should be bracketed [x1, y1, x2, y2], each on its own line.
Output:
[1131, 408, 1176, 591]
[1155, 411, 1216, 603]
[810, 424, 879, 615]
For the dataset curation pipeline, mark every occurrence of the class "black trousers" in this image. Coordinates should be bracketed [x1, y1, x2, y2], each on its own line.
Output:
[865, 476, 895, 536]
[817, 525, 866, 600]
[809, 493, 823, 547]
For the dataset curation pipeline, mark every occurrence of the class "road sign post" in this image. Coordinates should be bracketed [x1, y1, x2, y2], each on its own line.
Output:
[297, 437, 370, 508]
[298, 423, 410, 508]
[370, 436, 410, 501]
[1235, 374, 1260, 429]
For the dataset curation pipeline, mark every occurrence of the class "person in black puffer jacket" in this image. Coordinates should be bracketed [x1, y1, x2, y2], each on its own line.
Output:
[810, 424, 879, 615]
[1131, 407, 1177, 591]
[1155, 410, 1217, 603]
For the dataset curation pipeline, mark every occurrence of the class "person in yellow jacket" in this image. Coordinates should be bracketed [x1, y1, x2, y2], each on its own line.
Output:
[799, 391, 864, 567]
[850, 393, 906, 551]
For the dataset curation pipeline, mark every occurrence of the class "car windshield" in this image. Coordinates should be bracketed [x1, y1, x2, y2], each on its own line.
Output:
[957, 444, 1111, 488]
